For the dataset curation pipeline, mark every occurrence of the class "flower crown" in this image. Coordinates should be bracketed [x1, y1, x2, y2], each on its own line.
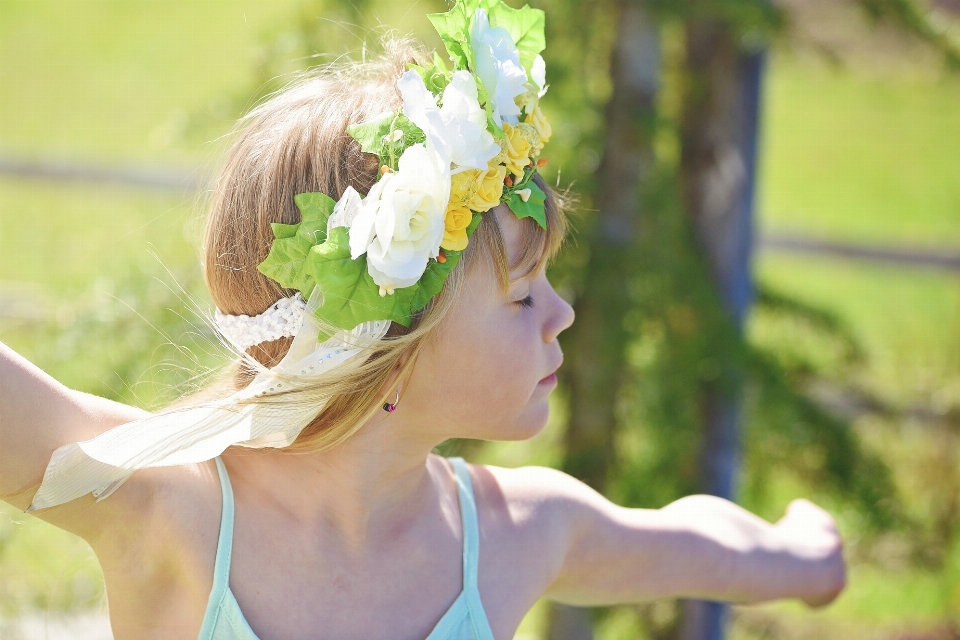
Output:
[254, 0, 551, 342]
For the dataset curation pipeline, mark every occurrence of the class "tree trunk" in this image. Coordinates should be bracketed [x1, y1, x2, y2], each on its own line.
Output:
[675, 18, 767, 640]
[548, 1, 661, 638]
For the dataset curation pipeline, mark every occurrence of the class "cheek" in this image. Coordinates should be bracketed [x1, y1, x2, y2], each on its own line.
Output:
[423, 311, 541, 421]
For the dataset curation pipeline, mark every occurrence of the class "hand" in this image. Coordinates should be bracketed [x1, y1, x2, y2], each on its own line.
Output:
[774, 499, 847, 608]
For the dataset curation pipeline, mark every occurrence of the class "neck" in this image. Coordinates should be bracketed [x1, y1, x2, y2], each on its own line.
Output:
[225, 408, 453, 554]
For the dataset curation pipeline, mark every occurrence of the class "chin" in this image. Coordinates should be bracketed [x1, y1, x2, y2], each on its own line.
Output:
[488, 405, 551, 442]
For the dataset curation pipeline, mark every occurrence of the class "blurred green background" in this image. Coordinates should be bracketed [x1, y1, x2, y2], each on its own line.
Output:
[0, 1, 958, 639]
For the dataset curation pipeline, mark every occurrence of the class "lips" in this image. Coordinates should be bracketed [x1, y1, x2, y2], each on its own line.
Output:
[539, 359, 562, 384]
[538, 372, 558, 385]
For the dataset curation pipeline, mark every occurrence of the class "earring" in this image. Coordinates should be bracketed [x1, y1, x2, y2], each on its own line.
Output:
[382, 390, 400, 412]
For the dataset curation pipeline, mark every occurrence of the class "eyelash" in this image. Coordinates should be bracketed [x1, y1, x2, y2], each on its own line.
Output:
[515, 295, 534, 309]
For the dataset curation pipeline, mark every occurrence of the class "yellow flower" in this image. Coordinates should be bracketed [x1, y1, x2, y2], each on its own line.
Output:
[524, 103, 552, 145]
[501, 122, 535, 178]
[517, 122, 543, 156]
[489, 145, 508, 167]
[468, 164, 506, 213]
[441, 204, 473, 251]
[515, 88, 537, 114]
[449, 169, 481, 207]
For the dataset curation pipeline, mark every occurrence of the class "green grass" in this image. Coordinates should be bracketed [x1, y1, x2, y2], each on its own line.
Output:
[0, 503, 103, 615]
[751, 253, 960, 407]
[758, 55, 960, 248]
[0, 0, 447, 164]
[0, 0, 304, 163]
[0, 178, 202, 296]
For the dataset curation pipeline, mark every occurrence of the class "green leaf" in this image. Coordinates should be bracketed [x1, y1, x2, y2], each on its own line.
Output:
[465, 212, 483, 237]
[346, 112, 395, 154]
[303, 227, 417, 338]
[257, 192, 337, 293]
[428, 9, 470, 70]
[506, 180, 546, 229]
[379, 114, 426, 171]
[293, 192, 336, 241]
[303, 227, 464, 336]
[388, 114, 427, 153]
[487, 3, 546, 75]
[428, 1, 545, 127]
[270, 222, 299, 240]
[486, 111, 504, 138]
[258, 235, 314, 293]
[408, 252, 462, 313]
[429, 0, 544, 75]
[260, 194, 464, 337]
[428, 1, 481, 72]
[407, 52, 454, 95]
[432, 50, 450, 74]
[347, 111, 426, 171]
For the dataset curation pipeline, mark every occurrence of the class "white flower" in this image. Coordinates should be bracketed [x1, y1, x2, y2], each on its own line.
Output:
[348, 144, 451, 294]
[531, 54, 548, 97]
[326, 185, 363, 234]
[470, 8, 528, 127]
[515, 55, 548, 115]
[398, 69, 500, 171]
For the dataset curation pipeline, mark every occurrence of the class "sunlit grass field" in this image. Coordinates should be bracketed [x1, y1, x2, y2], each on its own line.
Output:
[759, 57, 960, 248]
[1, 1, 959, 638]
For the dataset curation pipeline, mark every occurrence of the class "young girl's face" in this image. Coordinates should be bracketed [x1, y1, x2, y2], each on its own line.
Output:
[402, 205, 575, 442]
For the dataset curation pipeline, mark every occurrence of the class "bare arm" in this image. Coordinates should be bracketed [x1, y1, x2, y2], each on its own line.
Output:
[0, 341, 151, 531]
[535, 468, 845, 607]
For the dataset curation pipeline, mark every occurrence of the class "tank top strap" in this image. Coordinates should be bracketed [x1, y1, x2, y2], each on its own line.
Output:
[210, 456, 236, 599]
[447, 456, 480, 592]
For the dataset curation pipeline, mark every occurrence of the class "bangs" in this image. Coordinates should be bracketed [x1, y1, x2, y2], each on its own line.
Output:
[463, 173, 571, 292]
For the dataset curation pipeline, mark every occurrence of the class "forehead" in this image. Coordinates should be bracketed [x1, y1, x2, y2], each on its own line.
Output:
[495, 204, 533, 283]
[493, 205, 530, 283]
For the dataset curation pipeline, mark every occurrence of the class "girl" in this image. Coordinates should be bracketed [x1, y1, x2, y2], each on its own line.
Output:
[0, 5, 845, 639]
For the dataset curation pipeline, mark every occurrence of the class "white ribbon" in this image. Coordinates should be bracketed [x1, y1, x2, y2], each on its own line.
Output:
[27, 286, 390, 512]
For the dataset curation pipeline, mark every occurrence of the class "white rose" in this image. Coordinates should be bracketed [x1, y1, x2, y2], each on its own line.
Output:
[326, 185, 363, 234]
[398, 69, 500, 171]
[470, 8, 528, 127]
[348, 144, 450, 295]
[531, 54, 548, 97]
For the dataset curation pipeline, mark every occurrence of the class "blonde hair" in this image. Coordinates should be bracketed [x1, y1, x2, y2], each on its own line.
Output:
[200, 38, 569, 453]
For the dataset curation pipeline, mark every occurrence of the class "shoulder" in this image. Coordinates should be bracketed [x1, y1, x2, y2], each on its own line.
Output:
[79, 460, 224, 622]
[457, 458, 616, 521]
[447, 457, 622, 563]
[454, 458, 687, 557]
[445, 458, 680, 603]
[62, 460, 223, 581]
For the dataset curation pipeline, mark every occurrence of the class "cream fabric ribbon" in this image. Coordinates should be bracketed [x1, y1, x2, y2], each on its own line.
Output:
[27, 284, 390, 512]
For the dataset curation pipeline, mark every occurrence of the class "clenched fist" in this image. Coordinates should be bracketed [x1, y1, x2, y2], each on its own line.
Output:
[775, 498, 847, 607]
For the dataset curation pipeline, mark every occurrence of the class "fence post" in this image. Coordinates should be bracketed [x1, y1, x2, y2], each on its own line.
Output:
[675, 23, 767, 640]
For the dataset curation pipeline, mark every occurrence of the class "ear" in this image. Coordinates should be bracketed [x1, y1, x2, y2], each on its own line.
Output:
[396, 346, 414, 370]
[377, 345, 416, 398]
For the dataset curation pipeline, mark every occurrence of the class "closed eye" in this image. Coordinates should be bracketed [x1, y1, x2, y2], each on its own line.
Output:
[515, 294, 534, 309]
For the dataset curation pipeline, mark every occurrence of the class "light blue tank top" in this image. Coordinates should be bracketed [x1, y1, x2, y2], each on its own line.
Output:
[197, 456, 496, 640]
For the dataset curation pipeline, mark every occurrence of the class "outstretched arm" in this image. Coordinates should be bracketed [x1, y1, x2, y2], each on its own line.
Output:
[0, 341, 148, 524]
[538, 468, 845, 608]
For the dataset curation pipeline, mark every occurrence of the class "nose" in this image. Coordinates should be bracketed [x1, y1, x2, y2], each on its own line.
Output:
[544, 285, 575, 343]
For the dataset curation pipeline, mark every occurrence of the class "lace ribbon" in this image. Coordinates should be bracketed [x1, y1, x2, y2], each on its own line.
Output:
[27, 286, 390, 512]
[214, 294, 307, 351]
